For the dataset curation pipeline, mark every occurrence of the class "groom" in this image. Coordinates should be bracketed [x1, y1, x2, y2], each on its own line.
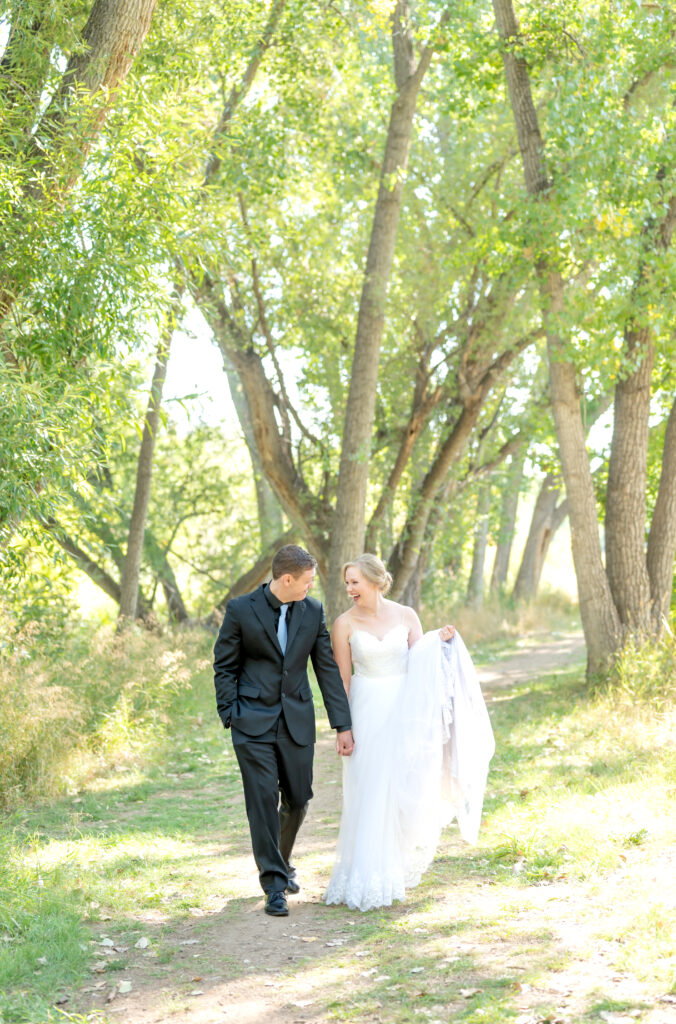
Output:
[214, 544, 353, 917]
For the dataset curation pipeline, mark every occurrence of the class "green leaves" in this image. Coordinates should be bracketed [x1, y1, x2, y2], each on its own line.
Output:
[1, 0, 675, 620]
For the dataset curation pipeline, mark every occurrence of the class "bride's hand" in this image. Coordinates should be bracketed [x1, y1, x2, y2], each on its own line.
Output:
[439, 624, 455, 642]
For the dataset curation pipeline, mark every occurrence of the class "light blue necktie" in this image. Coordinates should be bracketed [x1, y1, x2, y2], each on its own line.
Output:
[277, 603, 288, 654]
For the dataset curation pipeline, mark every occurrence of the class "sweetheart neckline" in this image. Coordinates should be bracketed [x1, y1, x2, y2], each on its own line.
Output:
[349, 624, 409, 644]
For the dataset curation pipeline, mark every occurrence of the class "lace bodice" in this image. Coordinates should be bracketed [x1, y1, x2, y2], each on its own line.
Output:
[349, 624, 409, 678]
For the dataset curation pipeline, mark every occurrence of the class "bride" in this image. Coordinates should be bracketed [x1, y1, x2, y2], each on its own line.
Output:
[324, 554, 495, 912]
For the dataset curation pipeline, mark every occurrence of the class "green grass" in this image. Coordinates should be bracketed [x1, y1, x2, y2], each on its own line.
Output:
[303, 663, 676, 1024]
[0, 626, 674, 1024]
[0, 620, 212, 811]
[0, 625, 237, 1023]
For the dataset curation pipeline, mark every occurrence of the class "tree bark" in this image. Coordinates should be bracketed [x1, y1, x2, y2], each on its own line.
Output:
[604, 196, 676, 633]
[545, 286, 621, 671]
[388, 400, 482, 600]
[117, 320, 173, 628]
[492, 0, 621, 673]
[365, 340, 442, 552]
[221, 352, 284, 540]
[395, 475, 457, 611]
[142, 530, 189, 623]
[512, 472, 567, 602]
[32, 0, 159, 158]
[647, 395, 676, 628]
[326, 1, 446, 621]
[490, 451, 524, 594]
[604, 329, 654, 631]
[158, 575, 187, 624]
[466, 482, 491, 608]
[199, 285, 330, 576]
[388, 341, 528, 601]
[400, 550, 426, 610]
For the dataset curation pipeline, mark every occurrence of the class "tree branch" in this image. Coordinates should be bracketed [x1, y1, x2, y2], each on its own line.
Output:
[213, 527, 297, 615]
[202, 0, 288, 188]
[43, 518, 151, 618]
[238, 193, 325, 454]
[462, 432, 525, 486]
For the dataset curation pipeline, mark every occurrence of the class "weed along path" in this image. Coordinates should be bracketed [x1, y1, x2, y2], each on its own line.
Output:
[6, 631, 675, 1024]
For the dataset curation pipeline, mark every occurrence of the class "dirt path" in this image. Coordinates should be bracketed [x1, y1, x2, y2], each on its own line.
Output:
[73, 633, 673, 1024]
[476, 633, 586, 692]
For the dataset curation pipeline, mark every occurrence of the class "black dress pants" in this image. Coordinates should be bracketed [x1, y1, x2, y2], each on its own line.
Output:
[232, 714, 314, 894]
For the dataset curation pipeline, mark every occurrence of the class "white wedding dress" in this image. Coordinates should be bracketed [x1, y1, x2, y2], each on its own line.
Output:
[324, 625, 494, 912]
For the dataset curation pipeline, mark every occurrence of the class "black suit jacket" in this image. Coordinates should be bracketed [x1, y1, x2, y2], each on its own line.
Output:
[213, 584, 351, 746]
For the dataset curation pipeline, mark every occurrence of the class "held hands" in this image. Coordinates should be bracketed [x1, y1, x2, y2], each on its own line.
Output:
[439, 624, 455, 642]
[336, 729, 354, 756]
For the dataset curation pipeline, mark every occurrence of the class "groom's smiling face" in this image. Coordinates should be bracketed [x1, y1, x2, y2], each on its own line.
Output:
[281, 568, 316, 603]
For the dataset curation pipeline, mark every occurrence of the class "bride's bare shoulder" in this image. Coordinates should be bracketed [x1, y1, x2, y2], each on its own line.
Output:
[332, 610, 354, 635]
[389, 601, 423, 643]
[384, 599, 418, 623]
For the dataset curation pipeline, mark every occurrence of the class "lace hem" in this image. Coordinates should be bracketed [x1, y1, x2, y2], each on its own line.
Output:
[324, 851, 434, 912]
[324, 869, 407, 912]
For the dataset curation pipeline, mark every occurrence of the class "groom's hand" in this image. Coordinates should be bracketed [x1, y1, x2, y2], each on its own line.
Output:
[336, 729, 354, 756]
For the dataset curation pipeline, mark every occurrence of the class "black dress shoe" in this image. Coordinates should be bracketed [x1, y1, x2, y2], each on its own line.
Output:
[286, 871, 300, 895]
[264, 891, 289, 916]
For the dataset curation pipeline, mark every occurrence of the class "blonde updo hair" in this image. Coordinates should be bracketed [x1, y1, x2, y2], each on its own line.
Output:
[342, 553, 393, 595]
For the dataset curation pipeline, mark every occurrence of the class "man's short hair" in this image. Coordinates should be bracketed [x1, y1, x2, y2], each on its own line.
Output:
[271, 544, 317, 579]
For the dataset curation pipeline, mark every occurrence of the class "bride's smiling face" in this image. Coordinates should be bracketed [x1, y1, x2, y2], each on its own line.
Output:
[344, 567, 378, 606]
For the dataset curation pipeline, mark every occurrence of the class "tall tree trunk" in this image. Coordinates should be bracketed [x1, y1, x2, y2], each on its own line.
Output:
[490, 451, 524, 594]
[117, 320, 173, 628]
[200, 295, 329, 576]
[400, 550, 426, 610]
[545, 288, 621, 671]
[326, 1, 446, 622]
[466, 482, 491, 608]
[396, 476, 457, 612]
[523, 497, 571, 601]
[158, 576, 187, 624]
[604, 198, 676, 632]
[388, 340, 527, 601]
[195, 0, 289, 542]
[492, 0, 621, 673]
[604, 329, 654, 632]
[221, 353, 284, 540]
[389, 400, 483, 600]
[512, 472, 565, 601]
[364, 382, 441, 553]
[647, 395, 676, 628]
[197, 0, 288, 545]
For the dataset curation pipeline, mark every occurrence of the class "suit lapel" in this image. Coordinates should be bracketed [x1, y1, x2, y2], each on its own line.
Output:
[251, 587, 282, 653]
[285, 598, 306, 654]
